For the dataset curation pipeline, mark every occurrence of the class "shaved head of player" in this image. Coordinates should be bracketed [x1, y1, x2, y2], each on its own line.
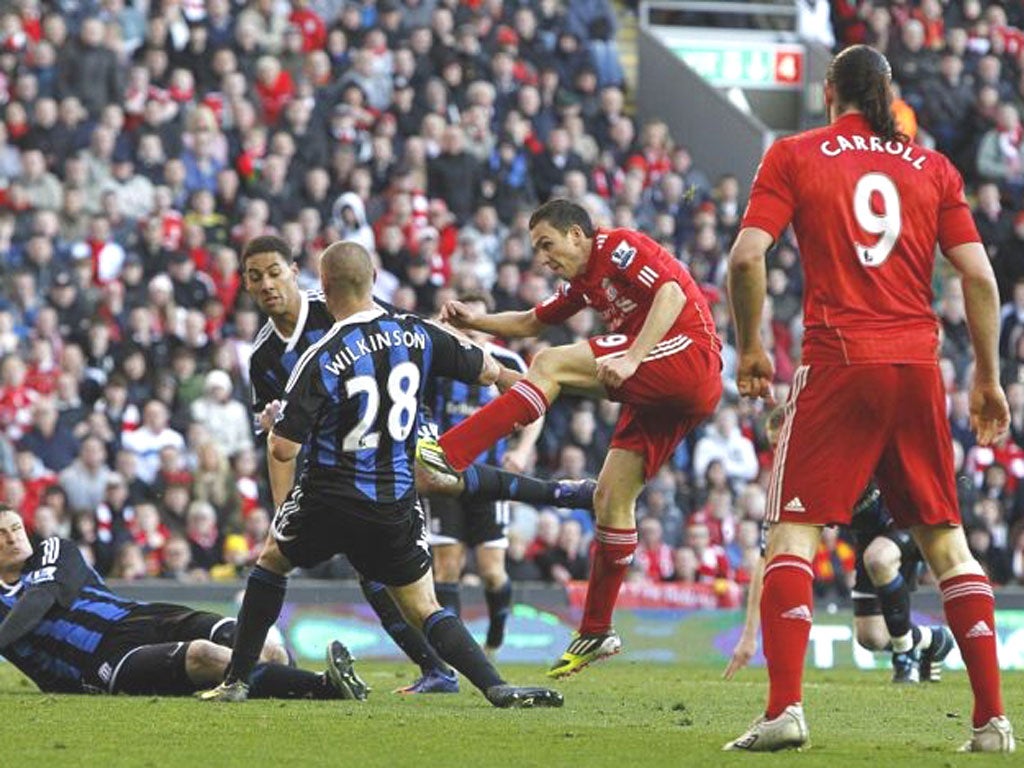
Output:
[319, 240, 376, 318]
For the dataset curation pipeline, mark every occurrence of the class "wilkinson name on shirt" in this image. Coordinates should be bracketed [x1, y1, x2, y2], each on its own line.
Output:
[325, 329, 427, 375]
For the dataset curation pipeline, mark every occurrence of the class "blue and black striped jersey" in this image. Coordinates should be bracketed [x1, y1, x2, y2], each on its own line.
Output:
[424, 342, 527, 465]
[249, 290, 335, 434]
[0, 538, 141, 693]
[275, 306, 485, 506]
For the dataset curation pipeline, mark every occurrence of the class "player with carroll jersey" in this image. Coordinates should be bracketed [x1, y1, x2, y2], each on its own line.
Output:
[417, 198, 723, 679]
[725, 45, 1014, 753]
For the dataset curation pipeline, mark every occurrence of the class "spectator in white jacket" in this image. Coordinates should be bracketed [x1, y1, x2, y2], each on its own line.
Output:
[189, 369, 253, 459]
[692, 406, 759, 489]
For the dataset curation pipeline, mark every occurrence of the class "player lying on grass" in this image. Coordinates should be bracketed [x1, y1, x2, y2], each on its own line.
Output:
[0, 505, 366, 699]
[243, 235, 594, 693]
[725, 410, 954, 684]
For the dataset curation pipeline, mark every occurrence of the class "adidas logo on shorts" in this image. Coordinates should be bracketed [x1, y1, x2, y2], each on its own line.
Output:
[966, 620, 994, 639]
[784, 497, 806, 513]
[781, 605, 813, 623]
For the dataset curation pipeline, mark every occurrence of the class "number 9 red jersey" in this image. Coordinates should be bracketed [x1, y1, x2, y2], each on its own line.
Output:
[741, 113, 980, 365]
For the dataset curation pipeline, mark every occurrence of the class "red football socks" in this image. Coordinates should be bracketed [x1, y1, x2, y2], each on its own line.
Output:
[438, 380, 548, 471]
[579, 526, 637, 635]
[940, 573, 1004, 727]
[761, 555, 814, 720]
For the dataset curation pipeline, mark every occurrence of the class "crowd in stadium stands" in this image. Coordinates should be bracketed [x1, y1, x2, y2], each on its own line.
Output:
[0, 0, 1023, 594]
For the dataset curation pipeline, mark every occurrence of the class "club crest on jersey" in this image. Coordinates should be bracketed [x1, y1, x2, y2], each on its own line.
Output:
[610, 240, 636, 270]
[602, 278, 618, 301]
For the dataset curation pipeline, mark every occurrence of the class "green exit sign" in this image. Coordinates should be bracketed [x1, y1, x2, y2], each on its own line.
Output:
[672, 42, 804, 89]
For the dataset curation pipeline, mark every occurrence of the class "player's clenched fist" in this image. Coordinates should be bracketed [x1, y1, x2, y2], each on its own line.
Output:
[259, 400, 283, 433]
[439, 300, 481, 329]
[596, 355, 639, 390]
[736, 347, 775, 403]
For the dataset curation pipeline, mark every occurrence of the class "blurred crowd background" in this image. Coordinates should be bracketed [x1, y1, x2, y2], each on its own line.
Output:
[0, 0, 1023, 595]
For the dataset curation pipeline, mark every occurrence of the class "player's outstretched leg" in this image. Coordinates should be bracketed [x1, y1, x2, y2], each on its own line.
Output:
[357, 577, 458, 694]
[421, 608, 562, 709]
[416, 458, 597, 511]
[465, 464, 597, 509]
[389, 572, 563, 709]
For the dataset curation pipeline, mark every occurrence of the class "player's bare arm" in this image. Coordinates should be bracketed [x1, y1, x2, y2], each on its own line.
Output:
[944, 242, 1010, 445]
[440, 300, 545, 339]
[267, 429, 302, 508]
[727, 227, 775, 401]
[724, 555, 764, 680]
[596, 282, 685, 390]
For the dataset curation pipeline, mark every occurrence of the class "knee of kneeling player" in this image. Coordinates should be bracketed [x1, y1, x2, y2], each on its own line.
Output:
[863, 541, 900, 584]
[186, 640, 230, 682]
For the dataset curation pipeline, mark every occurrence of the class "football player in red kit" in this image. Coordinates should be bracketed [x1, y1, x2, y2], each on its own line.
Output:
[725, 45, 1014, 753]
[416, 198, 722, 678]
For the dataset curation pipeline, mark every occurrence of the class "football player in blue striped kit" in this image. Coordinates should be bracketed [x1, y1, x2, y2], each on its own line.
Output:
[0, 505, 366, 699]
[242, 235, 591, 693]
[201, 242, 562, 708]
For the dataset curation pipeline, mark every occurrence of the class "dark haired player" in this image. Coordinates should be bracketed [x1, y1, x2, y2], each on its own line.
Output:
[201, 242, 562, 708]
[238, 235, 592, 693]
[417, 199, 723, 678]
[0, 506, 365, 700]
[725, 45, 1013, 751]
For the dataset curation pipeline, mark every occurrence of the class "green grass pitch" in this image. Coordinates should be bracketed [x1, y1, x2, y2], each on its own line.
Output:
[1, 662, 1020, 767]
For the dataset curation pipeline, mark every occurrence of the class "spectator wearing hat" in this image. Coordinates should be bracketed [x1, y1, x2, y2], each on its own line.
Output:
[331, 190, 376, 252]
[189, 369, 252, 459]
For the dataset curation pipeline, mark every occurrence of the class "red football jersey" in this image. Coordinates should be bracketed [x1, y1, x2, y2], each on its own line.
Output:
[742, 113, 979, 365]
[533, 227, 720, 352]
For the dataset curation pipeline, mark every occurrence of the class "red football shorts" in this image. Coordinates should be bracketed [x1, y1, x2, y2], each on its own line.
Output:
[589, 332, 722, 479]
[767, 364, 960, 528]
